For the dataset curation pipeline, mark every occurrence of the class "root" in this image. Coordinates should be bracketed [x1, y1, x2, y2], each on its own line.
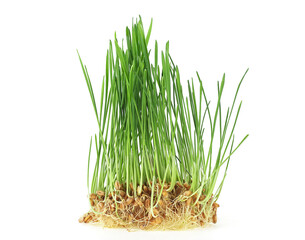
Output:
[79, 182, 219, 230]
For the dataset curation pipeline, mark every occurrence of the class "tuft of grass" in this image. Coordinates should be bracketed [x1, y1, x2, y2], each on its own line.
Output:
[77, 16, 248, 216]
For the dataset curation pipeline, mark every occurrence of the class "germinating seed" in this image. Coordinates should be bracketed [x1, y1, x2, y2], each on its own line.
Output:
[77, 16, 248, 230]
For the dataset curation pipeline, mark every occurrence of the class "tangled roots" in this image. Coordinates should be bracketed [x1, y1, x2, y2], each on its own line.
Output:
[79, 182, 219, 230]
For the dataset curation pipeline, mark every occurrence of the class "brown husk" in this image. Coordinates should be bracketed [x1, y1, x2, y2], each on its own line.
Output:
[79, 182, 219, 230]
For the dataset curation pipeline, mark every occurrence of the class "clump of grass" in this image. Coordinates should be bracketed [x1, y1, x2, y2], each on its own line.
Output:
[77, 16, 248, 230]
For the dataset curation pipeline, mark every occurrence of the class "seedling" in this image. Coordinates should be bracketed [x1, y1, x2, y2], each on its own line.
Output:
[78, 17, 248, 230]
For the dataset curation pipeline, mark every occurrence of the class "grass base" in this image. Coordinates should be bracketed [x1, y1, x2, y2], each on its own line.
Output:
[79, 182, 219, 230]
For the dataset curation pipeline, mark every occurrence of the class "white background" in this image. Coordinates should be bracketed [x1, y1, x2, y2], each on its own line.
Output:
[1, 0, 305, 239]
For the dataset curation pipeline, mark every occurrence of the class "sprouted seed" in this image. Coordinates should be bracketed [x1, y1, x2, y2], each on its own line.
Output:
[77, 16, 249, 230]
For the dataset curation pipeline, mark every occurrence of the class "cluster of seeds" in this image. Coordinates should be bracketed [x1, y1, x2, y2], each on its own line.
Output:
[79, 181, 219, 230]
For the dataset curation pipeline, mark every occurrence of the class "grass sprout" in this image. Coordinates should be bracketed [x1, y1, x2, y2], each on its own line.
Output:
[77, 16, 248, 229]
